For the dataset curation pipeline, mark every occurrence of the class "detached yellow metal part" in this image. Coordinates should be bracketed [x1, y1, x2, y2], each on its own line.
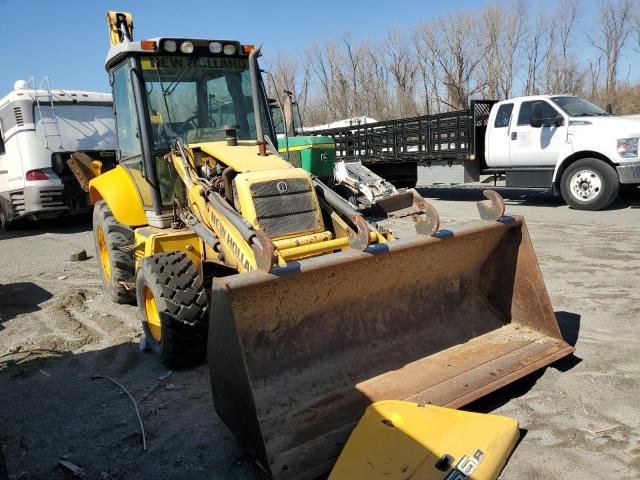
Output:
[329, 401, 519, 480]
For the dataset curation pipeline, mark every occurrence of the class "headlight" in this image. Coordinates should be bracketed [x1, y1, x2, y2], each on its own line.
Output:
[163, 40, 177, 52]
[180, 41, 194, 54]
[223, 44, 236, 55]
[617, 138, 639, 158]
[209, 41, 222, 53]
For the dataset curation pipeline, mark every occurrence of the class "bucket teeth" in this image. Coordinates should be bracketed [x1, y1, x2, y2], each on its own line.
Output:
[411, 194, 440, 236]
[251, 230, 276, 272]
[347, 215, 371, 251]
[477, 189, 506, 221]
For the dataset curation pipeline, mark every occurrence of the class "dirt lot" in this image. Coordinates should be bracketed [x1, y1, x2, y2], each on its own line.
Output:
[1, 189, 639, 480]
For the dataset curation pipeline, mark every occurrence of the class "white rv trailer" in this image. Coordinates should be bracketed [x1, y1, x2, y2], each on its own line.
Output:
[0, 79, 117, 229]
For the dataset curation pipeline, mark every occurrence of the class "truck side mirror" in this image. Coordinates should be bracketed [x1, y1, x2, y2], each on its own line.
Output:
[530, 103, 543, 128]
[605, 103, 613, 115]
[554, 115, 564, 127]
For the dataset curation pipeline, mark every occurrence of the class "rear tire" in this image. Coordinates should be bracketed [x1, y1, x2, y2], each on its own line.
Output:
[560, 158, 619, 210]
[136, 251, 208, 368]
[0, 206, 14, 232]
[92, 200, 136, 303]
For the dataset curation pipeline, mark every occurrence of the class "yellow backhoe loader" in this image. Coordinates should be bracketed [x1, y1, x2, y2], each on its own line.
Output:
[88, 12, 573, 479]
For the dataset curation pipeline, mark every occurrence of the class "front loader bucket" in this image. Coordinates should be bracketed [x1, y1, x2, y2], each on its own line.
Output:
[208, 216, 573, 480]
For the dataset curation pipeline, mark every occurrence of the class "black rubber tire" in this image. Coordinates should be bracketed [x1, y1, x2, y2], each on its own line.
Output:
[0, 206, 14, 232]
[560, 158, 619, 211]
[92, 200, 136, 303]
[136, 251, 208, 368]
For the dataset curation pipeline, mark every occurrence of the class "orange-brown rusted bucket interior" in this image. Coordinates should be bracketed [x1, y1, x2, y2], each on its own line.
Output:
[208, 216, 573, 480]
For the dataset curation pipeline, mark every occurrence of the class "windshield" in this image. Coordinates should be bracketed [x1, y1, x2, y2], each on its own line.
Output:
[140, 55, 261, 150]
[270, 102, 285, 136]
[551, 96, 609, 117]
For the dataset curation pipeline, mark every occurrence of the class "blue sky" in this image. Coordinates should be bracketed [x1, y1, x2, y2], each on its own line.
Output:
[0, 0, 637, 95]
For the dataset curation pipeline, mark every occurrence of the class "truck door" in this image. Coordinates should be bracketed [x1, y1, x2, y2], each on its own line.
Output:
[486, 102, 513, 167]
[509, 100, 567, 166]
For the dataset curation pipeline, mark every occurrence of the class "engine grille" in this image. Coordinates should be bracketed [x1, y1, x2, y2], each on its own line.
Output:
[250, 178, 323, 238]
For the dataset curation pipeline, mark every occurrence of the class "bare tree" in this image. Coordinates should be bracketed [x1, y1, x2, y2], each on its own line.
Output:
[543, 0, 584, 94]
[592, 0, 634, 107]
[415, 11, 487, 110]
[480, 1, 527, 99]
[264, 0, 640, 125]
[384, 28, 418, 117]
[524, 14, 548, 95]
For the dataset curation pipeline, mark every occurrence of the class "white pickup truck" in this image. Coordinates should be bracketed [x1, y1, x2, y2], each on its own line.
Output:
[484, 95, 640, 210]
[315, 95, 640, 211]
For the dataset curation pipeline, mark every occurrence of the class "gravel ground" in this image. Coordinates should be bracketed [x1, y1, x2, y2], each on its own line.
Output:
[0, 189, 639, 480]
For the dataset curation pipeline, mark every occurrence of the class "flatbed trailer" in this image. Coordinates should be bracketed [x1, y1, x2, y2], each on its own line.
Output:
[311, 100, 497, 188]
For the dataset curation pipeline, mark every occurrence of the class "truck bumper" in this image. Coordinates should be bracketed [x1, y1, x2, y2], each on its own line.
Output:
[617, 162, 640, 184]
[3, 185, 69, 221]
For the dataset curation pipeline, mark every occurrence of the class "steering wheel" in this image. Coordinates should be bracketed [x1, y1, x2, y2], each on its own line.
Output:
[173, 114, 200, 136]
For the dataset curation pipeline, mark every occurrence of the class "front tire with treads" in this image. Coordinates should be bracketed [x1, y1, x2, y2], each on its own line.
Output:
[136, 251, 208, 368]
[92, 200, 135, 303]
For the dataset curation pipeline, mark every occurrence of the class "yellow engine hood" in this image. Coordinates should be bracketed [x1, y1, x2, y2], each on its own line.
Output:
[190, 141, 292, 172]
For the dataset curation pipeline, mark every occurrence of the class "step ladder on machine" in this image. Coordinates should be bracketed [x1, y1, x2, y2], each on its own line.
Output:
[28, 76, 64, 150]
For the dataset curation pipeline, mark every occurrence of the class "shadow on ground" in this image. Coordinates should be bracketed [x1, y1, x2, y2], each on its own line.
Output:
[0, 341, 260, 480]
[465, 311, 582, 415]
[0, 282, 52, 328]
[0, 213, 92, 240]
[417, 186, 640, 210]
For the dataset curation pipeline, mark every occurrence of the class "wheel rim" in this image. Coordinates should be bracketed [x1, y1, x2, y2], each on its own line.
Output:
[96, 226, 111, 281]
[569, 169, 602, 202]
[142, 284, 162, 342]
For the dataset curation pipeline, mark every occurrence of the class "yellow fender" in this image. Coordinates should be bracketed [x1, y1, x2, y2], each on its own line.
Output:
[89, 165, 147, 227]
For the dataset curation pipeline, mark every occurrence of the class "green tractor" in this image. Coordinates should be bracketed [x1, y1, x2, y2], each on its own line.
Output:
[269, 92, 426, 232]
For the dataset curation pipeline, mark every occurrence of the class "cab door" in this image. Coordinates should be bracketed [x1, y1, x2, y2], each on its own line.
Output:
[486, 102, 514, 167]
[509, 100, 567, 166]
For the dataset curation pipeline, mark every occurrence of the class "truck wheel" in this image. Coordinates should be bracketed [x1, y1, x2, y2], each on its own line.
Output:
[136, 251, 208, 368]
[93, 200, 136, 303]
[560, 158, 619, 210]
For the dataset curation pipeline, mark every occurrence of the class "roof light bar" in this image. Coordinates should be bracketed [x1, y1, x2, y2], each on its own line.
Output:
[140, 40, 157, 51]
[180, 41, 194, 54]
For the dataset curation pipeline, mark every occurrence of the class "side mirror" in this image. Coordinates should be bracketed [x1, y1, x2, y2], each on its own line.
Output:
[554, 115, 564, 127]
[530, 103, 543, 128]
[605, 103, 613, 115]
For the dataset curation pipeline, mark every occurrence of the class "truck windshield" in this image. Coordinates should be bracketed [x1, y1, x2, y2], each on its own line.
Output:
[551, 96, 609, 117]
[140, 55, 260, 150]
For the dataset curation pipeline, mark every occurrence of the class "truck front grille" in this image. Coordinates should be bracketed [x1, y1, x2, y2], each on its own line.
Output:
[250, 178, 323, 238]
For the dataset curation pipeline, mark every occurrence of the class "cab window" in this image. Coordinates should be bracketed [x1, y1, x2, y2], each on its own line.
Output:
[494, 103, 513, 128]
[112, 63, 142, 159]
[517, 101, 561, 126]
